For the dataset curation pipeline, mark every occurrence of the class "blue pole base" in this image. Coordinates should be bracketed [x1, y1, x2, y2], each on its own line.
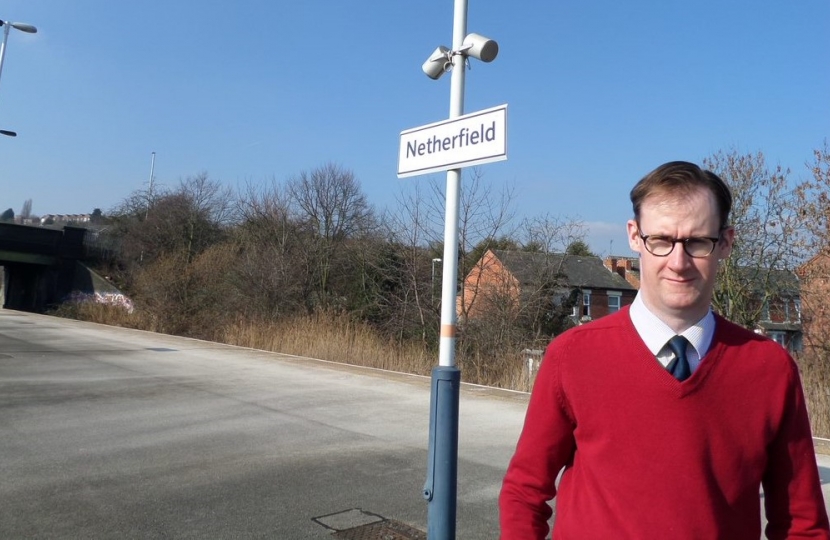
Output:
[424, 366, 461, 540]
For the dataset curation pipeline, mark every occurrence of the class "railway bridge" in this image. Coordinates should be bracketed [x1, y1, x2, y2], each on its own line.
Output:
[0, 222, 90, 312]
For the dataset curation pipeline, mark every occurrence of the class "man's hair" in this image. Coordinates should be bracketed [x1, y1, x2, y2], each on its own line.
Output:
[630, 161, 733, 229]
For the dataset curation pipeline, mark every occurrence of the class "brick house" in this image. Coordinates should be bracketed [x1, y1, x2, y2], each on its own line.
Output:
[604, 256, 640, 288]
[751, 268, 802, 351]
[796, 250, 830, 353]
[459, 249, 637, 324]
[603, 256, 803, 352]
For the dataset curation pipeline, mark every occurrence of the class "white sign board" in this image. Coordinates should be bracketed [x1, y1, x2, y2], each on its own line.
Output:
[397, 104, 507, 178]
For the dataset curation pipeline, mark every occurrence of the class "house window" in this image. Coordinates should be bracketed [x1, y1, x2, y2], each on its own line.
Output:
[794, 298, 801, 321]
[582, 290, 591, 318]
[761, 300, 770, 321]
[608, 292, 621, 313]
[768, 331, 787, 348]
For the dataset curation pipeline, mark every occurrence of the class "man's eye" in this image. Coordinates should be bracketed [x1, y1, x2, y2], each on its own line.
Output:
[648, 237, 672, 246]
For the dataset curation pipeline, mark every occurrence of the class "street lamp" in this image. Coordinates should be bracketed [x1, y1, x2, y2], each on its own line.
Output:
[0, 19, 36, 138]
[0, 19, 38, 92]
[420, 2, 498, 538]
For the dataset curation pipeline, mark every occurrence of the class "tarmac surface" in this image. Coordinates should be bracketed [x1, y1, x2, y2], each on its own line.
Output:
[1, 309, 828, 539]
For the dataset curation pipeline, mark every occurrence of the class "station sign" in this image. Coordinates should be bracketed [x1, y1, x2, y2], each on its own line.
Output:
[397, 104, 507, 178]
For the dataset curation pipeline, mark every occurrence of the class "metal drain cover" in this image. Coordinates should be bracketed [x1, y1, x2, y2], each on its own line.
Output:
[333, 519, 426, 540]
[313, 509, 425, 540]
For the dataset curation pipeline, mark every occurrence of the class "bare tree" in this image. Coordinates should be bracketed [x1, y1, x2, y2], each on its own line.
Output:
[381, 182, 439, 345]
[286, 162, 375, 311]
[177, 172, 236, 263]
[792, 142, 830, 436]
[797, 142, 830, 435]
[423, 168, 518, 324]
[379, 169, 517, 348]
[457, 213, 586, 339]
[110, 173, 233, 266]
[704, 150, 802, 329]
[796, 140, 830, 253]
[383, 168, 590, 364]
[102, 173, 236, 334]
[234, 179, 307, 319]
[520, 213, 587, 254]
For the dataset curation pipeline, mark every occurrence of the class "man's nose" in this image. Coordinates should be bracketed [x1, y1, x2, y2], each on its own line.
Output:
[667, 241, 692, 268]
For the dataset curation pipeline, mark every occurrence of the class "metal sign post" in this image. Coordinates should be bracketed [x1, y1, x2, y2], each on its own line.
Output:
[413, 1, 501, 538]
[398, 2, 502, 537]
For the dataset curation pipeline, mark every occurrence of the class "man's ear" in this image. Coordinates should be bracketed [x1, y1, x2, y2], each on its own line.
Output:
[718, 226, 735, 259]
[627, 220, 641, 254]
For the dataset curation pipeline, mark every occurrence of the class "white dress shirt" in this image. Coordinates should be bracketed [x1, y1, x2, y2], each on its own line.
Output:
[628, 293, 716, 373]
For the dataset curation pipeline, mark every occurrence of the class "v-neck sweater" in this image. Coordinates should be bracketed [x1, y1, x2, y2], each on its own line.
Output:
[499, 306, 829, 539]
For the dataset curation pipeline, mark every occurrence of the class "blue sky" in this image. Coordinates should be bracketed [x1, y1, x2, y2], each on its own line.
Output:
[1, 0, 827, 255]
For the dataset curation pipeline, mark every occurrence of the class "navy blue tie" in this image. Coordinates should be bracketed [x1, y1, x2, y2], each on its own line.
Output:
[667, 336, 691, 382]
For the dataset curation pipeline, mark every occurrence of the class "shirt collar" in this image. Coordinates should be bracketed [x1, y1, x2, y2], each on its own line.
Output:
[629, 293, 715, 358]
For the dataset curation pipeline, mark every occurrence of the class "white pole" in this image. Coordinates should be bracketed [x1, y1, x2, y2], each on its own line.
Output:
[145, 151, 156, 220]
[432, 258, 442, 305]
[437, 0, 468, 368]
[424, 1, 469, 538]
[0, 24, 12, 91]
[0, 21, 37, 94]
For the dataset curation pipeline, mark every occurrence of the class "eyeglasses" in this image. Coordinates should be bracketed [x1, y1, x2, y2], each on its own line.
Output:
[637, 229, 721, 258]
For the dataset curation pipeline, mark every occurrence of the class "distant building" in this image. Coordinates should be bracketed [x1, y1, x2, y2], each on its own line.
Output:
[40, 214, 91, 225]
[749, 267, 802, 352]
[603, 255, 640, 288]
[603, 256, 802, 353]
[12, 216, 41, 226]
[796, 251, 830, 354]
[460, 249, 637, 324]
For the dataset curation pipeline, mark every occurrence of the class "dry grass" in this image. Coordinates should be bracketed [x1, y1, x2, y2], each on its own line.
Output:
[50, 302, 160, 332]
[797, 353, 830, 438]
[51, 302, 829, 437]
[805, 386, 830, 439]
[494, 358, 537, 394]
[221, 312, 436, 377]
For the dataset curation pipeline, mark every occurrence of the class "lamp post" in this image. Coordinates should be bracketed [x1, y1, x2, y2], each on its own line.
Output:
[420, 2, 498, 538]
[145, 151, 156, 220]
[0, 19, 37, 92]
[0, 19, 36, 138]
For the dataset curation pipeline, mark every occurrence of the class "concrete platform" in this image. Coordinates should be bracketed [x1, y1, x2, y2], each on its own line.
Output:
[0, 309, 827, 538]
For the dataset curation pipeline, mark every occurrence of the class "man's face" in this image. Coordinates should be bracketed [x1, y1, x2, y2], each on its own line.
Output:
[626, 187, 734, 328]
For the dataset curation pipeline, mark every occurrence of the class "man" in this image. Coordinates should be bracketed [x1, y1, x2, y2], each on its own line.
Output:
[499, 161, 830, 539]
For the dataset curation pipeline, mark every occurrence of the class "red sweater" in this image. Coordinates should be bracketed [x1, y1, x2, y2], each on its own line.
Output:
[499, 308, 830, 539]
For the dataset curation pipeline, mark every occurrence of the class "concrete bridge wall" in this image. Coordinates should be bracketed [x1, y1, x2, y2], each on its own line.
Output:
[0, 223, 97, 312]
